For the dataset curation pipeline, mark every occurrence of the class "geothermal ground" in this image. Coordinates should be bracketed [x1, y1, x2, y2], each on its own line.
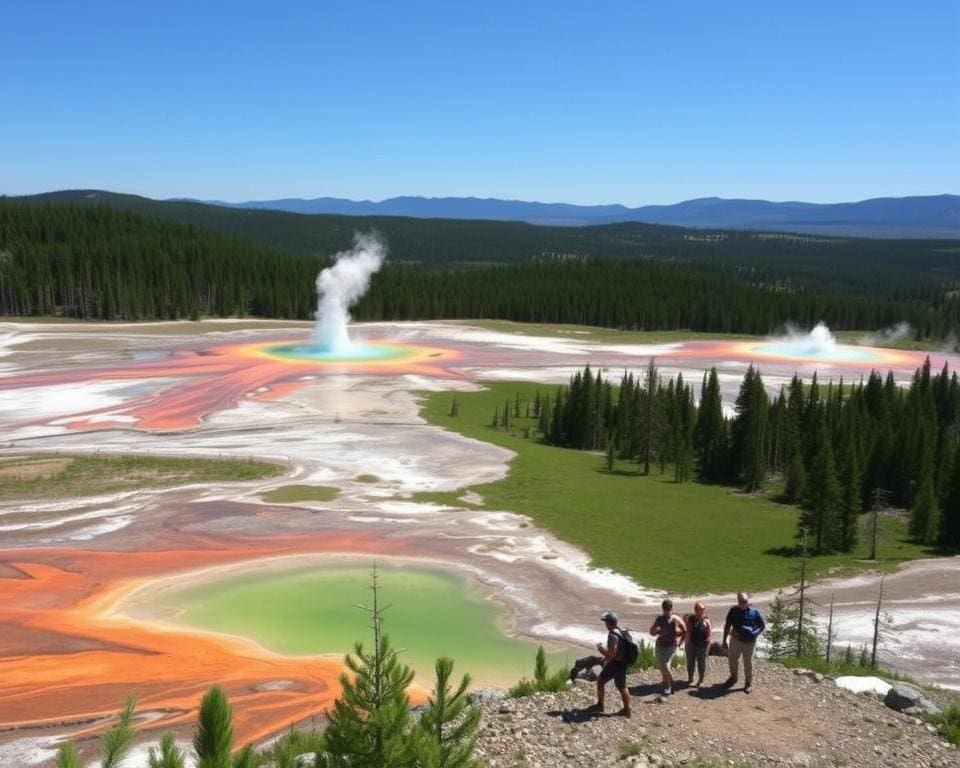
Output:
[1, 319, 959, 766]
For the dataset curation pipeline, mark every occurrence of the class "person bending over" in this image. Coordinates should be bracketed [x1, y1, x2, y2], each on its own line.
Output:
[722, 591, 766, 693]
[649, 598, 686, 695]
[592, 610, 632, 717]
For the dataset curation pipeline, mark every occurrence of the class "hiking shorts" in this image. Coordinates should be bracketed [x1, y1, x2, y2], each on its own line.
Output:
[655, 643, 676, 672]
[598, 660, 628, 691]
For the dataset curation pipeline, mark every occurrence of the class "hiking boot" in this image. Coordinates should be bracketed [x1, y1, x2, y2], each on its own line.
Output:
[744, 681, 752, 693]
[587, 702, 604, 713]
[617, 708, 632, 718]
[721, 677, 737, 688]
[662, 686, 672, 696]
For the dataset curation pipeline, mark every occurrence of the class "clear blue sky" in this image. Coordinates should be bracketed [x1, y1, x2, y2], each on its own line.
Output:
[2, 1, 957, 205]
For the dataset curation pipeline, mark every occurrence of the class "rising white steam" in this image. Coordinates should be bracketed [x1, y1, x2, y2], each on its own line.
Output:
[859, 322, 913, 347]
[773, 322, 838, 356]
[312, 232, 386, 352]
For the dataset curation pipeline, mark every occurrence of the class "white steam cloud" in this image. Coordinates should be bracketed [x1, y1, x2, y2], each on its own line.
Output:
[859, 322, 913, 347]
[312, 232, 386, 353]
[773, 322, 838, 356]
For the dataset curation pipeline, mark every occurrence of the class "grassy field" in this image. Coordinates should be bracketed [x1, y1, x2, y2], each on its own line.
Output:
[260, 484, 340, 503]
[157, 562, 567, 686]
[419, 382, 932, 595]
[0, 453, 282, 500]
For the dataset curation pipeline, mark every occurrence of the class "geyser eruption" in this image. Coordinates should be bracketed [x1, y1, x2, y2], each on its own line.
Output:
[312, 232, 386, 353]
[775, 322, 838, 357]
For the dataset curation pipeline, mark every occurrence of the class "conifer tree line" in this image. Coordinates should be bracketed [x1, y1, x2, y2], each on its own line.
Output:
[540, 359, 960, 554]
[4, 200, 960, 338]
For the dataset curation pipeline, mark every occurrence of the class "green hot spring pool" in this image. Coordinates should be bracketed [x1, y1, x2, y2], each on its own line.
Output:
[151, 561, 570, 686]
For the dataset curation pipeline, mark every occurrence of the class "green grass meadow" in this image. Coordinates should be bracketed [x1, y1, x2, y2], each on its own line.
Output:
[260, 484, 340, 503]
[0, 453, 282, 500]
[420, 382, 931, 595]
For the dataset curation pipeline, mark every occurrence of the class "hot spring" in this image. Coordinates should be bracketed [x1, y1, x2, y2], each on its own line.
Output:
[145, 560, 567, 686]
[744, 323, 894, 365]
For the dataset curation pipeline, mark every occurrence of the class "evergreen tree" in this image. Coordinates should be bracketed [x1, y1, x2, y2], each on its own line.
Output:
[413, 658, 481, 768]
[800, 418, 841, 553]
[194, 687, 233, 768]
[233, 744, 258, 768]
[323, 571, 416, 768]
[783, 451, 807, 504]
[98, 695, 138, 768]
[673, 375, 695, 483]
[694, 368, 727, 483]
[537, 393, 550, 437]
[56, 744, 82, 768]
[941, 450, 960, 551]
[731, 365, 769, 491]
[910, 431, 940, 545]
[839, 439, 862, 552]
[147, 735, 187, 768]
[640, 358, 660, 475]
[764, 592, 793, 660]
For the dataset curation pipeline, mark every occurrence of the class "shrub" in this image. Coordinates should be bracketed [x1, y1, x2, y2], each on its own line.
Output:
[509, 646, 568, 698]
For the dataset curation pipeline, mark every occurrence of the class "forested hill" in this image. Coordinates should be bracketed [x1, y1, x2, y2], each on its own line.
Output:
[12, 190, 960, 300]
[3, 197, 960, 337]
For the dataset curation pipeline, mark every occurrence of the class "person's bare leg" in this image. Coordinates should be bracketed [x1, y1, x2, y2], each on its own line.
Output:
[595, 679, 604, 709]
[619, 688, 631, 717]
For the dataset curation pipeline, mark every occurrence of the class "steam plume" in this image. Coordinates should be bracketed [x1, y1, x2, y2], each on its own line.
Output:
[859, 322, 912, 346]
[312, 232, 386, 352]
[774, 322, 838, 356]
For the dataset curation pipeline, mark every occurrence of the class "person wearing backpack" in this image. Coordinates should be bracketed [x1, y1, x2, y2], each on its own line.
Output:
[684, 602, 712, 687]
[722, 591, 766, 693]
[592, 610, 634, 717]
[649, 598, 686, 695]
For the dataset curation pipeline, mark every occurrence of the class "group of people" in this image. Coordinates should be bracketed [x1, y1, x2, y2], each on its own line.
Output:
[592, 592, 766, 718]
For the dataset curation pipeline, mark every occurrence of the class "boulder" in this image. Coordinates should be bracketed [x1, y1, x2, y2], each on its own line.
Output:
[883, 683, 941, 716]
[834, 675, 892, 698]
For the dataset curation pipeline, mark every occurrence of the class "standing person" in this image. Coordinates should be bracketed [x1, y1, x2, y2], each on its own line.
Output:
[684, 602, 712, 687]
[649, 599, 686, 695]
[592, 610, 632, 717]
[722, 591, 766, 693]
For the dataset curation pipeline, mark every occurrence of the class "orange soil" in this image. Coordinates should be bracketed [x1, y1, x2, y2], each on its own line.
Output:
[0, 532, 417, 745]
[0, 338, 461, 431]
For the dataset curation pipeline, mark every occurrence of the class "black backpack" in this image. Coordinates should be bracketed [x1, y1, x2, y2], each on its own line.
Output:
[616, 628, 639, 665]
[691, 618, 709, 646]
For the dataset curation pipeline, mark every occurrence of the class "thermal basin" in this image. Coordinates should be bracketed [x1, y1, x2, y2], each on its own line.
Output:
[139, 560, 567, 686]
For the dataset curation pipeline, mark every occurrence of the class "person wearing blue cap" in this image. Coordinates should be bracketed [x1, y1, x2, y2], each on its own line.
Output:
[591, 610, 632, 717]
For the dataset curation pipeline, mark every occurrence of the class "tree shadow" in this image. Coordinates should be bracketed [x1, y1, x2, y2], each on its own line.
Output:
[763, 545, 801, 558]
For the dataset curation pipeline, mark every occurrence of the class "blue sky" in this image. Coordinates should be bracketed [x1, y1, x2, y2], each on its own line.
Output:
[2, 1, 957, 205]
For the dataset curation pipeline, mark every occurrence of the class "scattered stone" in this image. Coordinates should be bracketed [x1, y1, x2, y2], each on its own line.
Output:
[468, 687, 507, 705]
[884, 683, 942, 716]
[471, 662, 955, 768]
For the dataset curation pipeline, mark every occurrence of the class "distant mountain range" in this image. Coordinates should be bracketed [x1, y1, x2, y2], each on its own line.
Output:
[190, 193, 960, 238]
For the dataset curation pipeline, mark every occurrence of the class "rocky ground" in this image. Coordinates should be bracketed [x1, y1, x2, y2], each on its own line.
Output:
[472, 662, 959, 768]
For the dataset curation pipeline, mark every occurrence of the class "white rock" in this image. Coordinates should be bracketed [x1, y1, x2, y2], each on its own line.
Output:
[834, 675, 892, 697]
